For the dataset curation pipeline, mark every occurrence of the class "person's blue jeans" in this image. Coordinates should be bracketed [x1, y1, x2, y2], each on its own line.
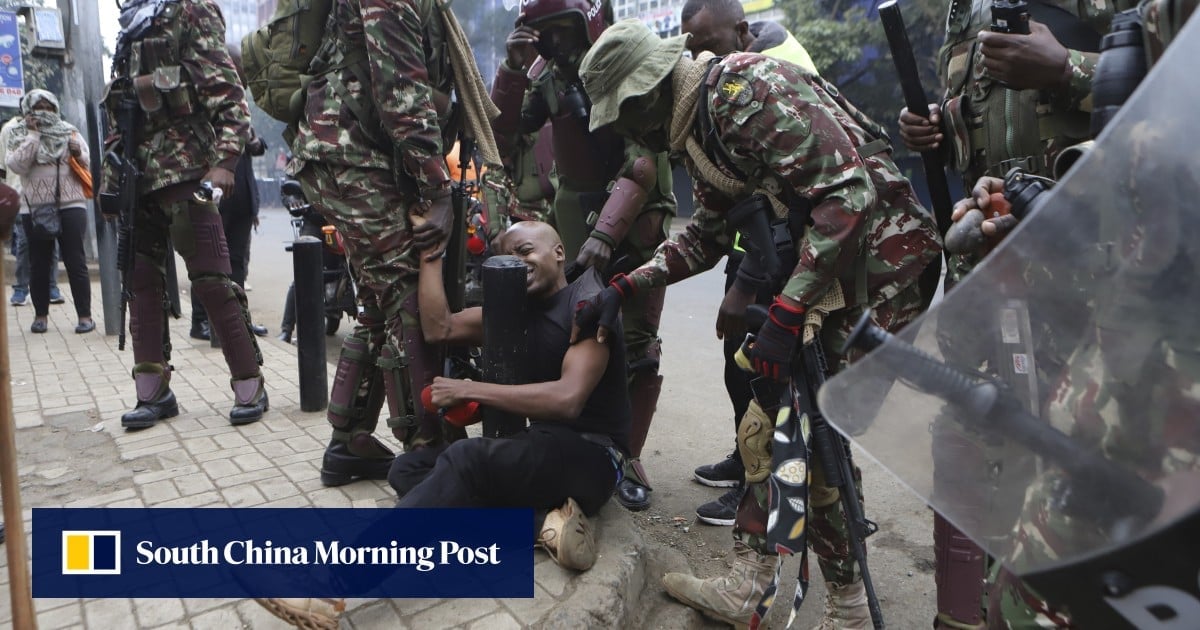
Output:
[10, 220, 60, 292]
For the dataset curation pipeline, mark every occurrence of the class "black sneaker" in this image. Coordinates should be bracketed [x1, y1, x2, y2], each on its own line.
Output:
[696, 486, 744, 526]
[693, 452, 744, 488]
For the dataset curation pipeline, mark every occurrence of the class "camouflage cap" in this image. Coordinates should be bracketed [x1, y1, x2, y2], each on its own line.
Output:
[579, 19, 687, 131]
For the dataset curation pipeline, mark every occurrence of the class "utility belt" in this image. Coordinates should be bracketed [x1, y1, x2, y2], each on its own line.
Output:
[579, 432, 625, 484]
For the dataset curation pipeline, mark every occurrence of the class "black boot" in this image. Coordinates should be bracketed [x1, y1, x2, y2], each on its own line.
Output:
[321, 436, 395, 487]
[121, 389, 180, 429]
[616, 458, 652, 511]
[230, 376, 269, 425]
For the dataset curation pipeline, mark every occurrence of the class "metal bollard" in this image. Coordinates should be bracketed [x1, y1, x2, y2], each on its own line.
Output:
[293, 236, 328, 411]
[481, 255, 529, 438]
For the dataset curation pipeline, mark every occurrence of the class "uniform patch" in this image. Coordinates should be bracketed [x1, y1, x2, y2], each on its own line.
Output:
[716, 74, 753, 107]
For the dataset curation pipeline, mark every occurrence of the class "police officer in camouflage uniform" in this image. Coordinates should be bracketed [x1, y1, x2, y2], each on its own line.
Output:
[105, 0, 268, 429]
[897, 0, 1133, 626]
[575, 20, 941, 628]
[680, 0, 822, 527]
[491, 0, 677, 510]
[289, 0, 459, 486]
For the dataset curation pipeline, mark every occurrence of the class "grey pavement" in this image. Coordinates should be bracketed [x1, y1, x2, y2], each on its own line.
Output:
[0, 271, 694, 629]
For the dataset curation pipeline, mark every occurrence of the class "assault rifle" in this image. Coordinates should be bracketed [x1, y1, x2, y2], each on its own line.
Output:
[730, 197, 884, 628]
[100, 93, 142, 351]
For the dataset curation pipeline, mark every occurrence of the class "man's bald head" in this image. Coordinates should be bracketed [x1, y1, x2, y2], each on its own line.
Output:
[681, 0, 750, 57]
[501, 221, 568, 297]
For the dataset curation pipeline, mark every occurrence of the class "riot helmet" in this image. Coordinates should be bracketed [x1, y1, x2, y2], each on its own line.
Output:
[518, 0, 611, 52]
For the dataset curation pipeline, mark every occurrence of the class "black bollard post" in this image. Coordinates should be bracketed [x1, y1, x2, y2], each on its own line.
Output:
[293, 236, 328, 411]
[481, 255, 529, 438]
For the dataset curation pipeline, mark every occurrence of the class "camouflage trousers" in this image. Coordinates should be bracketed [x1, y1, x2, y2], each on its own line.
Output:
[733, 283, 927, 587]
[298, 162, 442, 447]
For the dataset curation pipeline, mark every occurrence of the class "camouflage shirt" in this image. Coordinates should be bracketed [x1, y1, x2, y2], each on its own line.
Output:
[290, 0, 455, 198]
[937, 0, 1135, 184]
[630, 54, 941, 308]
[103, 0, 250, 195]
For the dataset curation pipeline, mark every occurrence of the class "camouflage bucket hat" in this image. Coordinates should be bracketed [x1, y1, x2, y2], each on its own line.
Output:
[579, 19, 688, 131]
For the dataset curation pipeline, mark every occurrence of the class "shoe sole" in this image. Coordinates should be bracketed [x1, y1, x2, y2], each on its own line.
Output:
[662, 580, 751, 630]
[693, 473, 742, 488]
[253, 599, 339, 630]
[696, 513, 736, 526]
[121, 404, 180, 430]
[617, 496, 651, 512]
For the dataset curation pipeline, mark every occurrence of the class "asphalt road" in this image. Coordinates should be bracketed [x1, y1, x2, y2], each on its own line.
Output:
[228, 208, 939, 628]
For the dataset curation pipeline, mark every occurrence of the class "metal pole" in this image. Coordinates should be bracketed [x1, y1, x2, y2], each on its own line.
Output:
[480, 255, 528, 437]
[293, 236, 327, 411]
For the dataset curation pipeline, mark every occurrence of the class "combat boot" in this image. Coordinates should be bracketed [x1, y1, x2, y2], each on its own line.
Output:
[662, 540, 777, 629]
[812, 580, 872, 630]
[537, 497, 597, 571]
[122, 366, 179, 430]
[229, 376, 268, 425]
[254, 597, 344, 630]
[320, 435, 395, 487]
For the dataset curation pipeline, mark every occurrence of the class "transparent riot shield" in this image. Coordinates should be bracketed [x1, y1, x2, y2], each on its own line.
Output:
[820, 14, 1200, 628]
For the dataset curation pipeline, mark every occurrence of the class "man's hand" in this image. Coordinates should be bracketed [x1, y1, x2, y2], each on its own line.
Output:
[898, 103, 943, 152]
[68, 135, 82, 157]
[978, 21, 1070, 90]
[23, 114, 38, 131]
[413, 195, 454, 260]
[201, 167, 236, 200]
[716, 284, 755, 341]
[429, 376, 474, 409]
[571, 274, 634, 344]
[952, 176, 1019, 238]
[575, 236, 613, 272]
[749, 298, 805, 382]
[506, 25, 540, 70]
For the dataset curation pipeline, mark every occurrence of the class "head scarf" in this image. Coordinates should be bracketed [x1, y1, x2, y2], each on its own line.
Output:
[9, 89, 75, 163]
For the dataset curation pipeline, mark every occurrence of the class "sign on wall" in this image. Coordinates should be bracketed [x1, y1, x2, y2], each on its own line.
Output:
[0, 11, 24, 109]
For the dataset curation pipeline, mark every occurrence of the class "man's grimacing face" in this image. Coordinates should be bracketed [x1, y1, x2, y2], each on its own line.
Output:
[500, 223, 566, 298]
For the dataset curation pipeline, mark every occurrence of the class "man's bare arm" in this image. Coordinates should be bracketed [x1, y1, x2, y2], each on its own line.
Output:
[428, 338, 610, 421]
[418, 254, 484, 345]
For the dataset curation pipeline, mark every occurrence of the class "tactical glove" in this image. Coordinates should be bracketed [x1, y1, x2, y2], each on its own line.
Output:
[572, 274, 635, 344]
[750, 299, 806, 381]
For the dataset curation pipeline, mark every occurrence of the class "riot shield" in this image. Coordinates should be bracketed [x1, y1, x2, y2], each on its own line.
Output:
[820, 14, 1200, 628]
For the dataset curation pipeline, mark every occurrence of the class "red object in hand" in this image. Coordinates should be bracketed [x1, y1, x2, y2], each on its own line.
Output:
[466, 234, 487, 255]
[987, 192, 1012, 219]
[420, 385, 481, 427]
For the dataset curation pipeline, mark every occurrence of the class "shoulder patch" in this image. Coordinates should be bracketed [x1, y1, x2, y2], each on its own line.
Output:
[715, 73, 754, 107]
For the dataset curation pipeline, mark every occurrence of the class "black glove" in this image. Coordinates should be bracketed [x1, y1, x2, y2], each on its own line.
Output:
[750, 298, 806, 381]
[572, 274, 635, 344]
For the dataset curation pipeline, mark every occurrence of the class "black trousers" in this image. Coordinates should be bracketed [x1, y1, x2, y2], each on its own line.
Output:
[722, 253, 775, 464]
[395, 423, 618, 516]
[23, 208, 90, 318]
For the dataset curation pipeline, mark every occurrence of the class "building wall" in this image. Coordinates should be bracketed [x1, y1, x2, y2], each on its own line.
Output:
[611, 0, 781, 38]
[216, 0, 262, 47]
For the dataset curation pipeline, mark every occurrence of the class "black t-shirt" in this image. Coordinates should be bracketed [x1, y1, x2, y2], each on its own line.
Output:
[525, 269, 632, 453]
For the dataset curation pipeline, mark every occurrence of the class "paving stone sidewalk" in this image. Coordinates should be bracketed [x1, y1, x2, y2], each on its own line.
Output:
[0, 277, 670, 629]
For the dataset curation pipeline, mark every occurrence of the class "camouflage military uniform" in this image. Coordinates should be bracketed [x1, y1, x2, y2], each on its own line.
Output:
[633, 51, 939, 583]
[491, 34, 678, 509]
[103, 0, 266, 426]
[928, 0, 1133, 625]
[289, 0, 457, 476]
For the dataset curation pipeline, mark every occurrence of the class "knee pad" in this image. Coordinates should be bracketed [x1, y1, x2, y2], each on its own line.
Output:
[737, 401, 774, 484]
[130, 254, 167, 365]
[934, 513, 986, 626]
[175, 202, 232, 276]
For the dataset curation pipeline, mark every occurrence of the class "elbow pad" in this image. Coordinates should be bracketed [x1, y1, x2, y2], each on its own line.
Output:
[491, 62, 532, 143]
[591, 156, 656, 247]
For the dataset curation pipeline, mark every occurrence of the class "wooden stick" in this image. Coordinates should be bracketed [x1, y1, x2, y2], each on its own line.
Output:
[0, 252, 38, 629]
